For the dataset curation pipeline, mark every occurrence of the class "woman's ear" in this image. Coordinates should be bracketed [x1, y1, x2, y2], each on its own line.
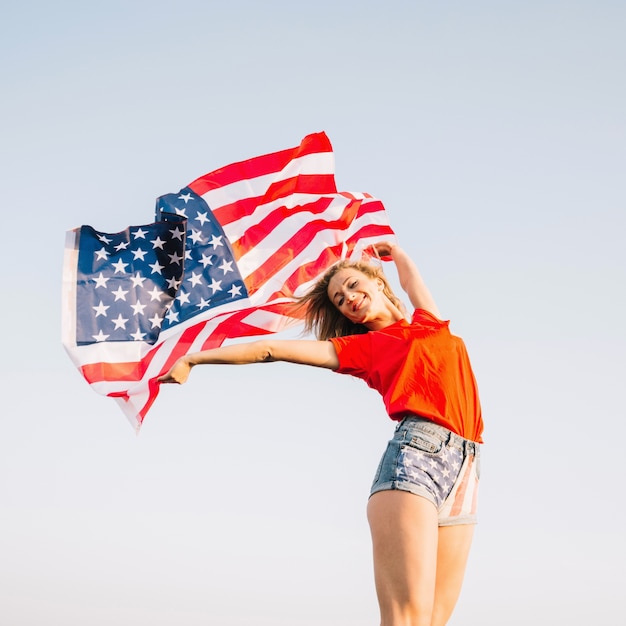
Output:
[377, 278, 384, 291]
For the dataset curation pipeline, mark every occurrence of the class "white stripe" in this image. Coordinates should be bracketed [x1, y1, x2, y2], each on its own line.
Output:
[235, 194, 354, 278]
[240, 309, 297, 333]
[221, 190, 343, 245]
[200, 152, 335, 216]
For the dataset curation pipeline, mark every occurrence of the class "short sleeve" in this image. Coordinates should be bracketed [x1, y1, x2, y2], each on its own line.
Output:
[329, 333, 372, 378]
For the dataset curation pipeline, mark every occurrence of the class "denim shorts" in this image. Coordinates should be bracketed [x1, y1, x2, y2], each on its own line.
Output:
[370, 417, 481, 526]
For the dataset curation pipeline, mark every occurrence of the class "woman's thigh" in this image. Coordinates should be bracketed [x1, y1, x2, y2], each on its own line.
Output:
[367, 490, 439, 624]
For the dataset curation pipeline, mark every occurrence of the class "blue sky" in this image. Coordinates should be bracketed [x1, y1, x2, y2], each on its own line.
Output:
[1, 1, 625, 624]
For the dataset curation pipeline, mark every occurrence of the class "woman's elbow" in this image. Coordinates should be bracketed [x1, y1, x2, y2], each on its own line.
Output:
[252, 340, 276, 362]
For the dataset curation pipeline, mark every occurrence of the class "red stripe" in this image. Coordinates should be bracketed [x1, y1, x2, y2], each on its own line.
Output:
[108, 376, 161, 423]
[81, 322, 208, 384]
[82, 344, 160, 383]
[344, 223, 396, 248]
[450, 456, 473, 516]
[213, 195, 266, 228]
[188, 132, 332, 197]
[211, 174, 337, 228]
[264, 173, 337, 203]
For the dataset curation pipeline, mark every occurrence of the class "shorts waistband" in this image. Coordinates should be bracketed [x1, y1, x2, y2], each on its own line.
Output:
[398, 416, 479, 455]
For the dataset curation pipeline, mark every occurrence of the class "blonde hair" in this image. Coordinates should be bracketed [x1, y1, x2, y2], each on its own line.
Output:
[295, 260, 405, 340]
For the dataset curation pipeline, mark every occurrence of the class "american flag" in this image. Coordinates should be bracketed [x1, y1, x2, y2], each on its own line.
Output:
[62, 132, 396, 430]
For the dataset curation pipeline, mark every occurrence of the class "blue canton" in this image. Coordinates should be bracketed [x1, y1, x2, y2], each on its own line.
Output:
[75, 186, 248, 346]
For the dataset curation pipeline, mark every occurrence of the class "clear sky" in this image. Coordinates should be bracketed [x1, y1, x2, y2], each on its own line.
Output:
[1, 1, 625, 624]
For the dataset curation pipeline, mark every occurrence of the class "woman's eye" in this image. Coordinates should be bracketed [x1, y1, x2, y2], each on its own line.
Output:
[350, 281, 358, 288]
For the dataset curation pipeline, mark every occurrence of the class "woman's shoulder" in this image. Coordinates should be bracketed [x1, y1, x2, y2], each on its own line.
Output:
[410, 308, 450, 328]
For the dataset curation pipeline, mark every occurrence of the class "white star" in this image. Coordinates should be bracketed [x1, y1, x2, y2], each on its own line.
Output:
[209, 234, 223, 249]
[174, 207, 188, 218]
[177, 291, 190, 305]
[228, 283, 242, 298]
[130, 301, 147, 316]
[196, 298, 211, 309]
[93, 272, 109, 288]
[112, 314, 129, 330]
[170, 227, 185, 241]
[151, 236, 166, 250]
[219, 259, 233, 274]
[132, 228, 148, 239]
[168, 251, 184, 265]
[184, 249, 192, 260]
[165, 309, 179, 323]
[187, 272, 203, 287]
[147, 287, 163, 301]
[111, 259, 129, 274]
[114, 241, 129, 251]
[195, 211, 209, 226]
[149, 260, 164, 274]
[178, 192, 193, 203]
[208, 278, 222, 294]
[132, 247, 147, 261]
[166, 276, 181, 290]
[130, 272, 146, 288]
[93, 301, 109, 317]
[188, 229, 203, 244]
[130, 329, 146, 341]
[149, 314, 163, 328]
[92, 329, 110, 342]
[97, 234, 112, 244]
[111, 286, 129, 301]
[95, 247, 109, 261]
[199, 254, 213, 268]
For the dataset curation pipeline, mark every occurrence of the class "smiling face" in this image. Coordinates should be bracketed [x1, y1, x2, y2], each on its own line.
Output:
[327, 267, 389, 327]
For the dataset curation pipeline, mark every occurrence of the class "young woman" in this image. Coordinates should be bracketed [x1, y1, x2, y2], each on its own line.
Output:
[159, 242, 483, 626]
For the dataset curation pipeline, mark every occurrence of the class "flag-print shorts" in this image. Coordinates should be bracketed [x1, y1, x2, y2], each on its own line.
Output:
[370, 416, 481, 526]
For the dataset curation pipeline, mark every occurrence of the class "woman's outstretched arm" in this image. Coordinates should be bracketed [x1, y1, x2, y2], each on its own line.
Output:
[158, 339, 339, 385]
[372, 242, 441, 318]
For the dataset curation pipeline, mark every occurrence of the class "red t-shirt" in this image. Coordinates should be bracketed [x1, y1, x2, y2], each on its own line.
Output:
[329, 309, 483, 443]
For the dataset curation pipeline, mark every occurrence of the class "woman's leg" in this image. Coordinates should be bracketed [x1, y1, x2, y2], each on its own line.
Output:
[431, 524, 475, 626]
[367, 490, 439, 626]
[368, 491, 475, 626]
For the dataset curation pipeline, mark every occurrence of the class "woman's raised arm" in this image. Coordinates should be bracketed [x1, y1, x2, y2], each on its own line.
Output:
[158, 339, 339, 385]
[372, 242, 441, 318]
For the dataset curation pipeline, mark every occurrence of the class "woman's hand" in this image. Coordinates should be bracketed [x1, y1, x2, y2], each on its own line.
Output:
[370, 241, 441, 317]
[369, 241, 397, 260]
[158, 357, 193, 384]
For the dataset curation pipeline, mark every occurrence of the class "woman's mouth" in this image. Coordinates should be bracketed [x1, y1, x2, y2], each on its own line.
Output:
[352, 295, 366, 313]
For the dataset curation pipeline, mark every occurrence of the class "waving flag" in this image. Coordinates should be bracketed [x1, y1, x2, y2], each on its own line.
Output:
[62, 132, 396, 430]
